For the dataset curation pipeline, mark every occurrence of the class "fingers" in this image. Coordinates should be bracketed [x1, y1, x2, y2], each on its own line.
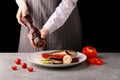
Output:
[16, 8, 26, 26]
[19, 0, 29, 16]
[40, 28, 49, 39]
[16, 1, 29, 27]
[40, 32, 47, 39]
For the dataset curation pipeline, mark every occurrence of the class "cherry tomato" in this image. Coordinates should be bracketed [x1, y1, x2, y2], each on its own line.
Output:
[82, 46, 98, 58]
[41, 53, 49, 58]
[87, 58, 104, 65]
[86, 58, 96, 65]
[95, 58, 104, 65]
[72, 57, 79, 63]
[11, 65, 17, 70]
[27, 67, 34, 72]
[15, 58, 21, 65]
[21, 62, 27, 68]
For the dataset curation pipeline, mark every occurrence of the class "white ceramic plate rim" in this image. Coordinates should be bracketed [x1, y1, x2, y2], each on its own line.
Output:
[27, 50, 87, 67]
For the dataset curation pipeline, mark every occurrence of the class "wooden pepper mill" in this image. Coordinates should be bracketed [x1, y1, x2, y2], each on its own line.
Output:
[22, 14, 46, 48]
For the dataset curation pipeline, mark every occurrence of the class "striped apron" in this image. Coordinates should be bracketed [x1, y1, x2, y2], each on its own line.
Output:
[18, 0, 82, 53]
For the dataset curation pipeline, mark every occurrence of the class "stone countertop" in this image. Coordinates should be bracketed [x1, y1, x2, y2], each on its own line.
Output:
[0, 52, 120, 80]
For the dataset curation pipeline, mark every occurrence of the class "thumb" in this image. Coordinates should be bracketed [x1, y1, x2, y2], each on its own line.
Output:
[40, 28, 49, 39]
[40, 31, 47, 39]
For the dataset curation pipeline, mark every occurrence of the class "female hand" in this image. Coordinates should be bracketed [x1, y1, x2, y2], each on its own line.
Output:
[16, 0, 29, 26]
[40, 27, 49, 39]
[28, 28, 48, 48]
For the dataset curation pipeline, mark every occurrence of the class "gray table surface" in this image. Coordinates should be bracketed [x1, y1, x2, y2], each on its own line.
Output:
[0, 52, 120, 80]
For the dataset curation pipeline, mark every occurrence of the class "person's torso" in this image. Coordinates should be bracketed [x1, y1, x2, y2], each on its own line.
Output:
[27, 0, 61, 28]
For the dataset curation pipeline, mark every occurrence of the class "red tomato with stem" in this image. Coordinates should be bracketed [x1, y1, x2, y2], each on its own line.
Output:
[82, 46, 98, 58]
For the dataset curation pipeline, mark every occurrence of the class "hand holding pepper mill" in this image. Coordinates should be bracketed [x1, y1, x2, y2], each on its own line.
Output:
[22, 14, 46, 48]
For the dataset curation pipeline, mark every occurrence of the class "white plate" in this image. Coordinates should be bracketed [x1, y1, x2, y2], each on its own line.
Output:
[27, 50, 87, 67]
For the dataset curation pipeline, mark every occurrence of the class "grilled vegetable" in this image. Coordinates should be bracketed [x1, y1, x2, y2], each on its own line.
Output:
[50, 50, 77, 57]
[51, 59, 63, 64]
[63, 55, 72, 64]
[40, 58, 51, 64]
[40, 50, 78, 64]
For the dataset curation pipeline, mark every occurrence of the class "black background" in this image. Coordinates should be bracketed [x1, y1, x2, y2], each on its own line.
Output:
[0, 0, 119, 52]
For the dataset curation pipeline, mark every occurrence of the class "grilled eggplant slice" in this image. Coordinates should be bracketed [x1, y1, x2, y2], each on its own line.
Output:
[65, 50, 78, 57]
